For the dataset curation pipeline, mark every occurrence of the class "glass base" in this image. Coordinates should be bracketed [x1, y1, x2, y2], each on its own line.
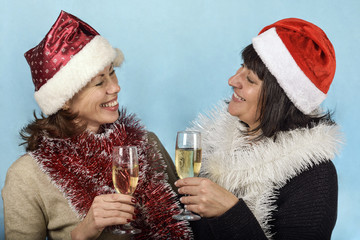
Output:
[172, 209, 201, 221]
[113, 224, 142, 235]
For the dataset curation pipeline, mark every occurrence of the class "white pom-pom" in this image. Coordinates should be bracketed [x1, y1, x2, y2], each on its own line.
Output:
[113, 48, 124, 67]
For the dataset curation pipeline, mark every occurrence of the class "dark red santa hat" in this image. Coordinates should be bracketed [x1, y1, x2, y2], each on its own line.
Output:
[25, 11, 124, 115]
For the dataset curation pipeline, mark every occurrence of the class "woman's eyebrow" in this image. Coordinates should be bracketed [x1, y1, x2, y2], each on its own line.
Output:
[98, 65, 114, 77]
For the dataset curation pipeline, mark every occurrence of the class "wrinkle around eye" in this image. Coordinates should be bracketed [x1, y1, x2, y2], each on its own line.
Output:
[247, 76, 255, 84]
[95, 81, 104, 86]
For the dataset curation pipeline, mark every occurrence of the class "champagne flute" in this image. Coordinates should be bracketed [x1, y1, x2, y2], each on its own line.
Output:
[112, 146, 141, 234]
[172, 131, 202, 221]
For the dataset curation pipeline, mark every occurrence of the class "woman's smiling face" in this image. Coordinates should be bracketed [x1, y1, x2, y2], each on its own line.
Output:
[228, 64, 263, 130]
[68, 64, 121, 133]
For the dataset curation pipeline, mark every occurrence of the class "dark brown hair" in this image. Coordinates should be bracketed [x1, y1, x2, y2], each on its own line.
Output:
[20, 110, 87, 151]
[241, 44, 333, 140]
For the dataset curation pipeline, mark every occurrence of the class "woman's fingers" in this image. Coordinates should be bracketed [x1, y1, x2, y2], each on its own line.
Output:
[100, 193, 135, 205]
[177, 178, 212, 195]
[92, 194, 136, 217]
[88, 213, 129, 229]
[101, 201, 136, 214]
[91, 205, 135, 220]
[175, 177, 203, 187]
[178, 185, 203, 196]
[71, 193, 137, 239]
[95, 194, 136, 210]
[179, 194, 195, 205]
[92, 216, 132, 227]
[177, 179, 239, 218]
[88, 194, 137, 225]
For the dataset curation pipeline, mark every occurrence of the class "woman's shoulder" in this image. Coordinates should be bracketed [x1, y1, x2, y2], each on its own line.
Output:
[282, 160, 338, 196]
[146, 131, 159, 142]
[4, 154, 45, 185]
[7, 154, 38, 173]
[8, 153, 37, 171]
[146, 131, 167, 148]
[302, 160, 337, 183]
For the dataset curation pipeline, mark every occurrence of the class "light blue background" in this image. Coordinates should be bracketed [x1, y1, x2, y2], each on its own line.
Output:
[1, 1, 359, 239]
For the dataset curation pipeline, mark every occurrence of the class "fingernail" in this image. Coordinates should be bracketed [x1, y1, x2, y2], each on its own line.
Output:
[131, 198, 137, 204]
[174, 181, 178, 186]
[134, 208, 139, 214]
[133, 214, 137, 220]
[127, 219, 132, 223]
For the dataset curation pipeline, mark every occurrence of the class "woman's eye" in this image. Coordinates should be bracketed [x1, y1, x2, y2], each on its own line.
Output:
[247, 76, 255, 84]
[110, 70, 115, 76]
[95, 81, 104, 86]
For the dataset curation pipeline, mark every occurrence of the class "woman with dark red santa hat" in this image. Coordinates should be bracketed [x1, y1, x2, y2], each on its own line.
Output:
[175, 18, 341, 239]
[2, 11, 191, 240]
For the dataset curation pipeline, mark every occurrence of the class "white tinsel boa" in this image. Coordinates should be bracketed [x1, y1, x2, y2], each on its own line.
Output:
[188, 102, 342, 239]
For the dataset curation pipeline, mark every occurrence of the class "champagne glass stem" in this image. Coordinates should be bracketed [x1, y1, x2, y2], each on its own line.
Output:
[173, 131, 202, 221]
[112, 146, 141, 234]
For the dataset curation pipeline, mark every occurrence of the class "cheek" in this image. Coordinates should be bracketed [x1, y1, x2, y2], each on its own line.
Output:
[248, 86, 262, 103]
[71, 90, 98, 112]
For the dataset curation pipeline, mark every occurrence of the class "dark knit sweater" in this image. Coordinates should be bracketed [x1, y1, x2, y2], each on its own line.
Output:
[190, 161, 338, 240]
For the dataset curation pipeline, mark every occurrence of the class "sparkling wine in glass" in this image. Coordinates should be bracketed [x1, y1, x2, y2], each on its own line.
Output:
[112, 146, 141, 234]
[173, 131, 202, 221]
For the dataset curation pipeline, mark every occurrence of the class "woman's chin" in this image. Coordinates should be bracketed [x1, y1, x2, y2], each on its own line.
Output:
[227, 101, 239, 117]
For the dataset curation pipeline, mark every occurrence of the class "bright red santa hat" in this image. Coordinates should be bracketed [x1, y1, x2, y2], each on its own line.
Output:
[252, 18, 336, 114]
[25, 10, 124, 115]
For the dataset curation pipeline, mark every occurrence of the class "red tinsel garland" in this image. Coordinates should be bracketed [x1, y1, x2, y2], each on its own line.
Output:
[30, 109, 192, 239]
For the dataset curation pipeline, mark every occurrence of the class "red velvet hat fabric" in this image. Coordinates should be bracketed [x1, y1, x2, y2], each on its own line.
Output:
[25, 11, 99, 91]
[259, 18, 336, 94]
[24, 11, 123, 115]
[252, 18, 336, 114]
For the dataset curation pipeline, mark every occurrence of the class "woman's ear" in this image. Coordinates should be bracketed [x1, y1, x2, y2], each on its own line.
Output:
[62, 101, 70, 111]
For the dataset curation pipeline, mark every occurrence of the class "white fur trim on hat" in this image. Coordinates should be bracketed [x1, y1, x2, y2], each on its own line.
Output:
[113, 48, 124, 67]
[34, 35, 124, 115]
[252, 27, 326, 114]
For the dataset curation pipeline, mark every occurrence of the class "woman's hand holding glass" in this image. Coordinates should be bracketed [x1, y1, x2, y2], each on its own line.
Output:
[175, 177, 239, 218]
[71, 193, 136, 239]
[72, 146, 140, 238]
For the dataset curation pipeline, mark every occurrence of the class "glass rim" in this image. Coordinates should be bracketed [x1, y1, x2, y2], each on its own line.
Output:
[113, 145, 138, 149]
[177, 131, 201, 134]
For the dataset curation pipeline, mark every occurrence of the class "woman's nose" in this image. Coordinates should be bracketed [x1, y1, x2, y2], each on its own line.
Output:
[228, 73, 242, 88]
[107, 76, 121, 94]
[228, 67, 245, 88]
[113, 83, 121, 94]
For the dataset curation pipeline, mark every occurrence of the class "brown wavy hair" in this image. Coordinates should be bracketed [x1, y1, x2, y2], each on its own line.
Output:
[20, 110, 87, 151]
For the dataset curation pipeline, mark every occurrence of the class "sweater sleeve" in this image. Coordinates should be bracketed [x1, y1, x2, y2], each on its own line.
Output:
[2, 156, 47, 240]
[147, 132, 179, 192]
[190, 161, 338, 240]
[270, 160, 338, 240]
[191, 199, 268, 240]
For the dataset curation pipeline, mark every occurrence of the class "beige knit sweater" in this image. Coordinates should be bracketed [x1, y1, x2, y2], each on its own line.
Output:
[2, 133, 178, 240]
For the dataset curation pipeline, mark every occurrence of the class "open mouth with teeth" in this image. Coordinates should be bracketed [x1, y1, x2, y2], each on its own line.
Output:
[100, 100, 119, 110]
[233, 92, 246, 102]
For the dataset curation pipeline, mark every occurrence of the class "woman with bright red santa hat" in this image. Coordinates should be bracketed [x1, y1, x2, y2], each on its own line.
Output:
[2, 11, 191, 240]
[175, 18, 341, 239]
